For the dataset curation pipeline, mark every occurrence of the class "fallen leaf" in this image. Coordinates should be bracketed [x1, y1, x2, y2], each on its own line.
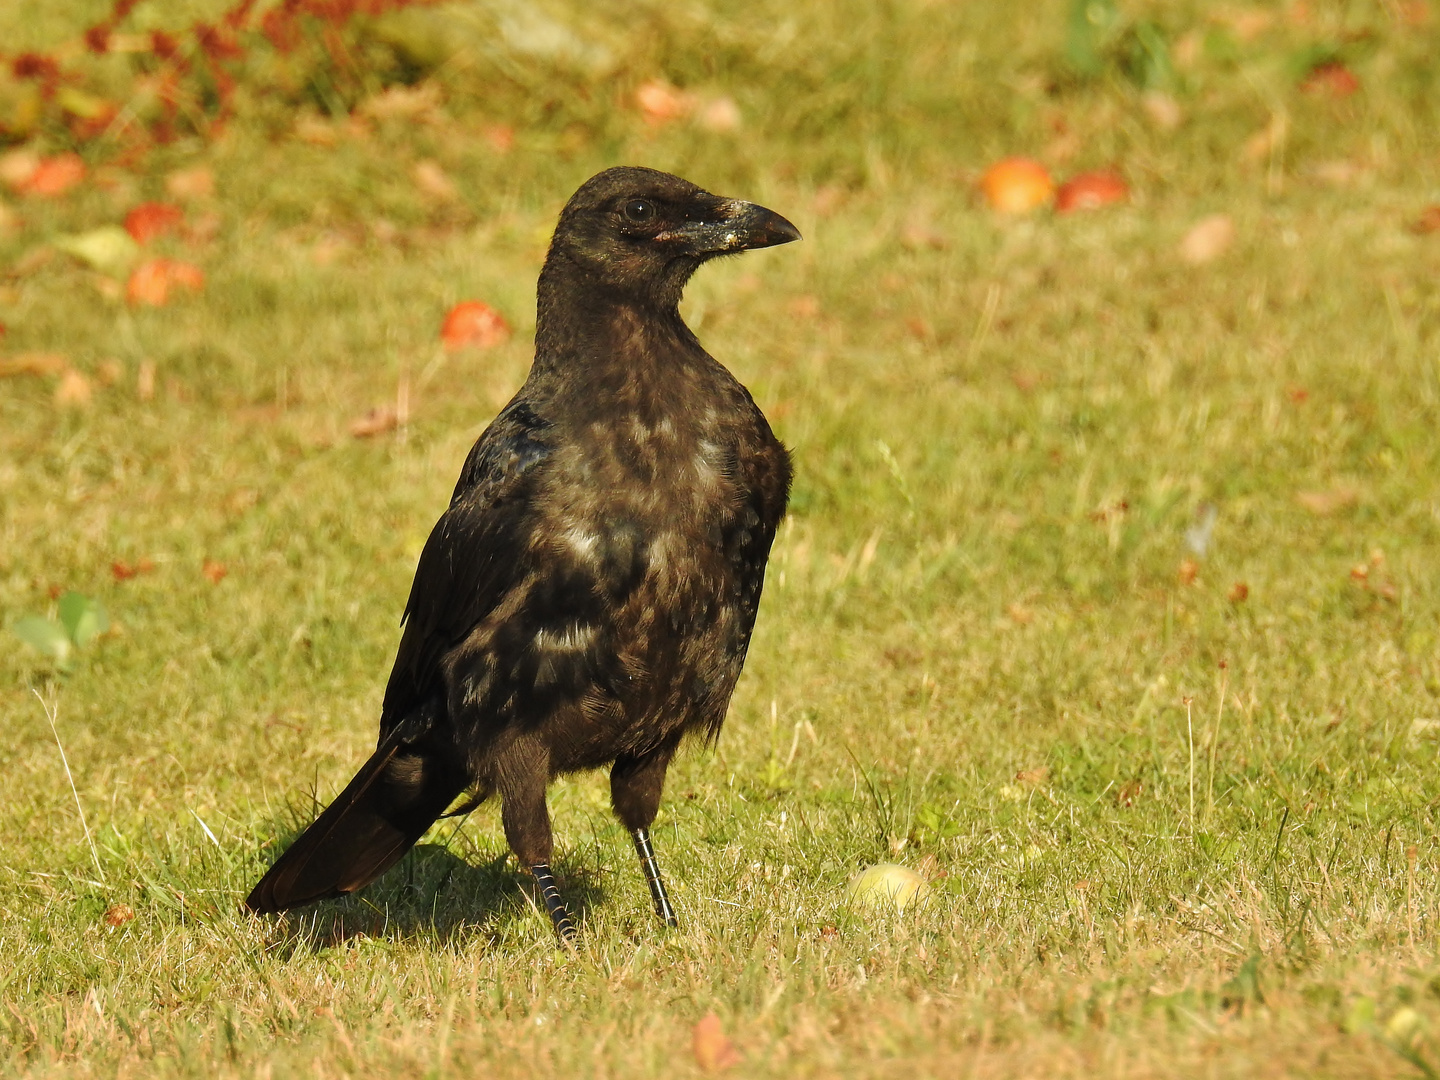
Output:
[1015, 765, 1049, 785]
[1228, 581, 1250, 604]
[165, 166, 214, 201]
[788, 295, 821, 319]
[54, 369, 93, 407]
[103, 904, 135, 928]
[202, 560, 228, 584]
[137, 359, 156, 401]
[1055, 170, 1129, 213]
[349, 406, 398, 438]
[294, 112, 338, 146]
[54, 226, 140, 276]
[127, 258, 204, 306]
[97, 359, 123, 385]
[1115, 779, 1143, 807]
[125, 202, 185, 244]
[696, 97, 742, 132]
[1411, 206, 1440, 234]
[980, 158, 1054, 214]
[1242, 114, 1288, 162]
[1007, 603, 1034, 625]
[20, 154, 86, 198]
[0, 148, 40, 190]
[1141, 91, 1183, 130]
[412, 160, 457, 201]
[1178, 559, 1200, 585]
[1302, 61, 1359, 97]
[691, 1013, 740, 1073]
[1178, 214, 1234, 265]
[1398, 0, 1431, 25]
[1311, 160, 1366, 186]
[0, 352, 69, 377]
[111, 558, 154, 582]
[482, 124, 515, 153]
[899, 217, 946, 250]
[1296, 488, 1359, 515]
[441, 301, 510, 350]
[636, 80, 696, 126]
[361, 83, 441, 122]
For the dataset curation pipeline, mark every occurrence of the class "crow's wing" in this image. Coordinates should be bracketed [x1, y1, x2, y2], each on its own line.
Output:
[379, 400, 551, 734]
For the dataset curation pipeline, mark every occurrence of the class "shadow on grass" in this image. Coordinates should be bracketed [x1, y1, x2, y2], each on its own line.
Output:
[249, 835, 606, 954]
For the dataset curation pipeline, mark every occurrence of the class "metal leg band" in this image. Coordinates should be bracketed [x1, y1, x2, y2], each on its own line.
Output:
[632, 828, 679, 928]
[531, 863, 577, 941]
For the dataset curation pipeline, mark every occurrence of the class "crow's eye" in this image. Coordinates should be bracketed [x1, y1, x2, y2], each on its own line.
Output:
[623, 199, 657, 223]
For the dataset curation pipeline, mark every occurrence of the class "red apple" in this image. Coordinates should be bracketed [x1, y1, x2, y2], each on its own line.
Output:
[1055, 171, 1129, 212]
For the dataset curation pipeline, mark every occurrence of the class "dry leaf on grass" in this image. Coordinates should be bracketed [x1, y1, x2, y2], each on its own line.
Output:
[482, 124, 515, 153]
[1142, 91, 1183, 130]
[0, 148, 40, 190]
[1302, 62, 1360, 97]
[636, 80, 697, 126]
[692, 1013, 740, 1073]
[125, 202, 185, 244]
[1015, 765, 1049, 786]
[165, 166, 214, 201]
[1179, 214, 1234, 265]
[127, 258, 204, 306]
[350, 406, 398, 438]
[19, 154, 85, 197]
[1296, 488, 1359, 515]
[137, 359, 156, 401]
[0, 352, 69, 377]
[112, 558, 154, 582]
[202, 560, 228, 584]
[359, 83, 442, 121]
[1228, 582, 1250, 604]
[441, 301, 510, 350]
[103, 904, 135, 929]
[412, 160, 457, 201]
[697, 97, 742, 132]
[1178, 559, 1200, 585]
[54, 369, 93, 407]
[1410, 206, 1440, 234]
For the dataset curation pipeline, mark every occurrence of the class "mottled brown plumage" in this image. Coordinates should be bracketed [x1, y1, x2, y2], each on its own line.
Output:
[246, 167, 799, 937]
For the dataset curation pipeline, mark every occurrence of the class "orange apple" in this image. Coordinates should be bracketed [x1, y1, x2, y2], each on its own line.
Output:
[980, 157, 1054, 214]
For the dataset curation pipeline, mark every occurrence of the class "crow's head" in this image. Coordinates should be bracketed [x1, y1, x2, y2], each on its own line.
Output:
[543, 166, 800, 309]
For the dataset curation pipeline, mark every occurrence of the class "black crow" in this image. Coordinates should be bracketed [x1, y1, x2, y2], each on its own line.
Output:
[246, 166, 799, 939]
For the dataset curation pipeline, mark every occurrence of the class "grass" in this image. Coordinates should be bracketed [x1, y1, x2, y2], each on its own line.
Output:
[2, 0, 1440, 1075]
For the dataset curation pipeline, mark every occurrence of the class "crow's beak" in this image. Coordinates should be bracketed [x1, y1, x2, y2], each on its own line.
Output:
[665, 199, 802, 254]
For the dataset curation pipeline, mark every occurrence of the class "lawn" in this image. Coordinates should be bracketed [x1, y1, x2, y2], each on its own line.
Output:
[2, 1, 1440, 1076]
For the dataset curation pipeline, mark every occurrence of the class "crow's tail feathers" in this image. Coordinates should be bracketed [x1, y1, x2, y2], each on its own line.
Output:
[245, 727, 470, 915]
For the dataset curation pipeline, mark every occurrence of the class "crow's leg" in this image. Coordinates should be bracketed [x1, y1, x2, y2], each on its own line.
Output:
[496, 738, 575, 941]
[611, 738, 681, 928]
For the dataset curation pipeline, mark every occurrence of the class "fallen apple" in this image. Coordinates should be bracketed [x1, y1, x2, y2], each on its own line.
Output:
[980, 158, 1054, 214]
[847, 862, 928, 913]
[1055, 170, 1129, 212]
